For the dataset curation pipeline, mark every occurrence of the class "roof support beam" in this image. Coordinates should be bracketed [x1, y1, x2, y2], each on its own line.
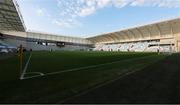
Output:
[112, 33, 120, 42]
[100, 37, 109, 42]
[145, 26, 152, 39]
[128, 30, 136, 41]
[110, 33, 119, 42]
[0, 13, 18, 18]
[114, 32, 126, 41]
[88, 38, 96, 43]
[136, 28, 143, 39]
[168, 22, 174, 37]
[91, 37, 99, 43]
[0, 2, 14, 7]
[0, 10, 19, 31]
[122, 31, 130, 41]
[0, 17, 20, 21]
[106, 34, 116, 42]
[155, 24, 162, 38]
[0, 22, 22, 26]
[94, 37, 100, 43]
[111, 33, 121, 42]
[104, 36, 111, 42]
[112, 33, 120, 41]
[0, 8, 16, 13]
[0, 0, 25, 32]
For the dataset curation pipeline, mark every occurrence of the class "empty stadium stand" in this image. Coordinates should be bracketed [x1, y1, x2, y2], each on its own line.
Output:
[0, 0, 180, 52]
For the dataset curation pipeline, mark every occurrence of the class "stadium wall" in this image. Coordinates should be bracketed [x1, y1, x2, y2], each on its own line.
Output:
[0, 33, 92, 51]
[175, 34, 180, 52]
[89, 17, 180, 52]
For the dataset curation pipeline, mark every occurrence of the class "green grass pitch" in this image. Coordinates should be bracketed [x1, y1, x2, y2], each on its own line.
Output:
[0, 51, 166, 103]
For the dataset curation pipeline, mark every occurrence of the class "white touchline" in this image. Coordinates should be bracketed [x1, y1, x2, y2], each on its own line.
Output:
[20, 53, 45, 80]
[20, 53, 32, 80]
[21, 55, 156, 80]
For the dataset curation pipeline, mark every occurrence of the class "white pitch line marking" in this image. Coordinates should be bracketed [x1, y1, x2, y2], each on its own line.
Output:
[20, 53, 44, 80]
[22, 55, 156, 80]
[20, 53, 32, 80]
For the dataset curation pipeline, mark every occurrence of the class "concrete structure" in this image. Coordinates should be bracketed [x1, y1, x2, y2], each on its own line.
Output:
[88, 17, 180, 52]
[0, 0, 92, 51]
[0, 0, 25, 31]
[0, 0, 180, 52]
[1, 31, 92, 45]
[0, 31, 92, 51]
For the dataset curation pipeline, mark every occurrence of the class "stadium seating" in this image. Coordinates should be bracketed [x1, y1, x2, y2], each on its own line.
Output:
[0, 38, 89, 51]
[94, 41, 172, 52]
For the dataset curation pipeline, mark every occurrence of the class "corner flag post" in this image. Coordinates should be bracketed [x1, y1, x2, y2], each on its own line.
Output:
[18, 44, 23, 78]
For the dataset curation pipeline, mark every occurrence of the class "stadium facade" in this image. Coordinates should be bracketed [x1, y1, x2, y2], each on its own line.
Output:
[0, 0, 180, 52]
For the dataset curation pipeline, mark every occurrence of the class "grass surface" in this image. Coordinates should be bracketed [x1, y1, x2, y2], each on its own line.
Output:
[0, 51, 167, 103]
[27, 51, 159, 73]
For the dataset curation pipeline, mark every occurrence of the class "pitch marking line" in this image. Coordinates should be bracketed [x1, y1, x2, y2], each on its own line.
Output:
[22, 55, 156, 80]
[20, 53, 32, 80]
[20, 53, 44, 80]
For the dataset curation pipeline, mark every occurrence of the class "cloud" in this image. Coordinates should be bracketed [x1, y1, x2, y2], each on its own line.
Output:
[57, 0, 106, 18]
[36, 8, 45, 16]
[52, 19, 82, 28]
[97, 0, 111, 8]
[36, 7, 51, 17]
[78, 6, 96, 17]
[113, 0, 132, 8]
[114, 0, 180, 8]
[54, 0, 180, 28]
[57, 0, 180, 18]
[34, 5, 82, 29]
[158, 0, 180, 8]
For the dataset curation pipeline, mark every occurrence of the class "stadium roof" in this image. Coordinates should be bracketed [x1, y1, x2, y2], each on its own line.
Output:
[0, 0, 179, 45]
[87, 16, 180, 44]
[0, 0, 25, 32]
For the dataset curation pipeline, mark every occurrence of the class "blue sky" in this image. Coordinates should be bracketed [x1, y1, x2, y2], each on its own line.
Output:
[17, 0, 180, 37]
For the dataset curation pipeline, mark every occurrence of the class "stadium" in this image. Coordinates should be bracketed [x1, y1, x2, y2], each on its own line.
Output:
[0, 0, 180, 104]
